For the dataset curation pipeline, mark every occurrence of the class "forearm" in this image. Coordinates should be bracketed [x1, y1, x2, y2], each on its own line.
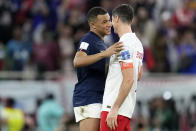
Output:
[138, 66, 143, 81]
[73, 51, 107, 68]
[112, 79, 134, 110]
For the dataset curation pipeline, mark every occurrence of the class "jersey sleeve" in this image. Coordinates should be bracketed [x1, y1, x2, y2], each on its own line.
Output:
[117, 43, 134, 63]
[77, 41, 91, 54]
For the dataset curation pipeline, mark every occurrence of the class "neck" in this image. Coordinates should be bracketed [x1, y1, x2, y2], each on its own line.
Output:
[117, 24, 132, 38]
[90, 29, 104, 40]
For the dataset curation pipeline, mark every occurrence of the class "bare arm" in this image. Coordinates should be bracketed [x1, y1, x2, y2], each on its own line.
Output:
[138, 65, 143, 81]
[112, 63, 134, 110]
[73, 50, 107, 67]
[106, 62, 134, 130]
[73, 42, 123, 68]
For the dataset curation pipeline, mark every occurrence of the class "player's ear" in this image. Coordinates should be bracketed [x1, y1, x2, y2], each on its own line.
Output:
[116, 16, 120, 23]
[90, 21, 96, 30]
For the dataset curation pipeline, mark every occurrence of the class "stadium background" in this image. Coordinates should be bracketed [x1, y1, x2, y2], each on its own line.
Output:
[0, 0, 196, 131]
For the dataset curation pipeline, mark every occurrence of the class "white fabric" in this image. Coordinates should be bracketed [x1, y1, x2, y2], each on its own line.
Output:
[79, 42, 89, 50]
[102, 33, 144, 119]
[74, 103, 102, 122]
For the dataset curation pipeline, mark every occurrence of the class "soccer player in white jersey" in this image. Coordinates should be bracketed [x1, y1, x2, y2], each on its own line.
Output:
[100, 4, 144, 131]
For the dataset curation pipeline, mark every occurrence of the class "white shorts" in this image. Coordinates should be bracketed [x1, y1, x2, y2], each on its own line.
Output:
[74, 103, 102, 122]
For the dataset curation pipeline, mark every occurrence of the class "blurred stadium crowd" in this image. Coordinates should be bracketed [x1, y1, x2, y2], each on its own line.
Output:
[0, 0, 196, 131]
[1, 91, 196, 131]
[133, 94, 196, 131]
[0, 0, 196, 77]
[0, 94, 71, 131]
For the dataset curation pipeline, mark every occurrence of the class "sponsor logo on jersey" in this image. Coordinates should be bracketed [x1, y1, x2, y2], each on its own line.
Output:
[136, 51, 143, 60]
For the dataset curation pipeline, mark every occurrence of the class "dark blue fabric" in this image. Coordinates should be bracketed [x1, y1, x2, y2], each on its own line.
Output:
[178, 43, 196, 73]
[73, 31, 108, 107]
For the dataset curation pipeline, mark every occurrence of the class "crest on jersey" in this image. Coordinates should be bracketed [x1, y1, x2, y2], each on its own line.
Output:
[121, 50, 131, 60]
[79, 42, 89, 50]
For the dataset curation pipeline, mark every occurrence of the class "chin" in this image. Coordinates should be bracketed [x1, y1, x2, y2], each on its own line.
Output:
[106, 31, 111, 35]
[106, 32, 111, 35]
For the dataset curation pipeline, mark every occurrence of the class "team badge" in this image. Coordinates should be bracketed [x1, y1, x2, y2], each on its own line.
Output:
[79, 42, 89, 50]
[121, 50, 131, 60]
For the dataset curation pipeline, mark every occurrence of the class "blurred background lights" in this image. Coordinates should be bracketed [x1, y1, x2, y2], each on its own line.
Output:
[163, 91, 172, 100]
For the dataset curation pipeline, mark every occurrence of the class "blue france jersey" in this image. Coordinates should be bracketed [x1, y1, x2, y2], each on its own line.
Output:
[73, 31, 108, 107]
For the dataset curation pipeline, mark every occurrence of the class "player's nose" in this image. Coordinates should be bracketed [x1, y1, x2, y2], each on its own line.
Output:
[108, 21, 112, 27]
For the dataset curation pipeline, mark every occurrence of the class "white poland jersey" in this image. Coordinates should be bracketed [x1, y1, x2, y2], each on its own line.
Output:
[102, 32, 144, 119]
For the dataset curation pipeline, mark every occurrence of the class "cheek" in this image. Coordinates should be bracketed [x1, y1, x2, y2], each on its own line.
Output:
[100, 25, 107, 30]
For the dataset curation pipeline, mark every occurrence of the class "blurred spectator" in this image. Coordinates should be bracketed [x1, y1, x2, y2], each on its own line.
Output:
[33, 28, 60, 79]
[37, 94, 64, 131]
[177, 28, 196, 73]
[86, 0, 101, 12]
[154, 0, 182, 27]
[1, 98, 24, 131]
[22, 19, 33, 42]
[159, 11, 179, 72]
[135, 7, 156, 47]
[101, 0, 114, 13]
[135, 0, 156, 19]
[172, 0, 195, 28]
[66, 5, 86, 34]
[0, 0, 14, 44]
[148, 97, 179, 131]
[33, 98, 43, 129]
[22, 113, 36, 131]
[134, 7, 156, 71]
[0, 97, 3, 130]
[31, 0, 49, 44]
[187, 95, 196, 130]
[0, 42, 6, 70]
[151, 32, 170, 72]
[31, 0, 60, 32]
[15, 0, 33, 25]
[57, 0, 70, 24]
[134, 101, 149, 131]
[178, 98, 189, 131]
[6, 26, 32, 71]
[163, 99, 179, 130]
[58, 24, 74, 73]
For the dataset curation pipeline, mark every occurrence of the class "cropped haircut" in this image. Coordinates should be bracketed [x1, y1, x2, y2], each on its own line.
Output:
[112, 4, 134, 24]
[87, 7, 107, 23]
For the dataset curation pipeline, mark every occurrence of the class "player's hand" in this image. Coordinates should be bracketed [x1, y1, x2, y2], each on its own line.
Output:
[106, 108, 118, 130]
[104, 42, 123, 57]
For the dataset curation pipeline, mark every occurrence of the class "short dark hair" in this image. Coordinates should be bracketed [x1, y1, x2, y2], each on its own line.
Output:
[6, 98, 15, 107]
[112, 4, 134, 24]
[46, 93, 55, 100]
[87, 7, 107, 23]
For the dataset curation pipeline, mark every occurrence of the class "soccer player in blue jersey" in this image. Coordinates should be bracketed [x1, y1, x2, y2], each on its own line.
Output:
[73, 7, 123, 131]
